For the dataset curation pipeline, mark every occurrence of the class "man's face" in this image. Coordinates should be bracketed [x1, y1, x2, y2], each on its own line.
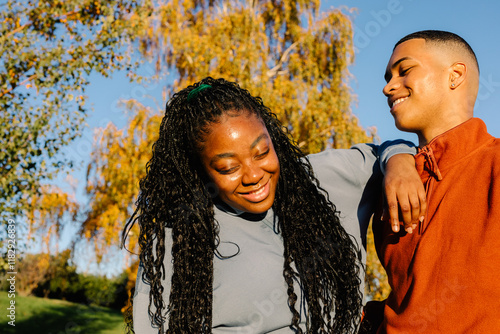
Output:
[383, 38, 449, 138]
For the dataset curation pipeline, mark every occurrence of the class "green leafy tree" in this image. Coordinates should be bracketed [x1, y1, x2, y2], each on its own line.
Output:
[0, 0, 151, 223]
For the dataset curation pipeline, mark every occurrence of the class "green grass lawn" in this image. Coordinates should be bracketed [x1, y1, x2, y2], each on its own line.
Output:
[0, 292, 127, 334]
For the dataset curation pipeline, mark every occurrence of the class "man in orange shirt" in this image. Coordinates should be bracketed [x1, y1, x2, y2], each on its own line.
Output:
[372, 30, 500, 333]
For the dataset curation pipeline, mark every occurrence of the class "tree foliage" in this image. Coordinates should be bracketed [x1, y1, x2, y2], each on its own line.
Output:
[1, 0, 388, 298]
[365, 221, 391, 301]
[83, 0, 375, 254]
[1, 252, 50, 294]
[0, 0, 151, 222]
[0, 250, 130, 309]
[138, 0, 374, 151]
[26, 183, 79, 254]
[83, 101, 160, 260]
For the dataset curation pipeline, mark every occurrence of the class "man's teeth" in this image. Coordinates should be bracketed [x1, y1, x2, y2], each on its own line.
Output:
[392, 97, 408, 108]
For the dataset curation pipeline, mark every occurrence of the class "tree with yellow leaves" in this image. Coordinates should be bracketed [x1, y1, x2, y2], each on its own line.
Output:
[365, 220, 391, 301]
[83, 0, 390, 300]
[84, 0, 373, 245]
[139, 0, 374, 152]
[26, 184, 79, 254]
[83, 100, 160, 261]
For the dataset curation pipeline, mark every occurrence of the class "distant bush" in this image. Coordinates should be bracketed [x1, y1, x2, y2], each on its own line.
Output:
[0, 251, 51, 293]
[31, 250, 80, 300]
[76, 272, 129, 309]
[2, 250, 129, 310]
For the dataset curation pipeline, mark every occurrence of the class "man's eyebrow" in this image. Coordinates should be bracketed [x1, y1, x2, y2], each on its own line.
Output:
[384, 56, 412, 82]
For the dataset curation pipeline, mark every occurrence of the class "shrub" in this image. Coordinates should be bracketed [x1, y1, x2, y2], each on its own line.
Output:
[14, 250, 129, 310]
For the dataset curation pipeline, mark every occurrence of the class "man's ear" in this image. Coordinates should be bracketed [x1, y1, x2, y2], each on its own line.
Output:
[449, 62, 466, 89]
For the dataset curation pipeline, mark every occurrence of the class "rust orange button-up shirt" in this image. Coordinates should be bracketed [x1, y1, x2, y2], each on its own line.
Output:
[374, 118, 500, 333]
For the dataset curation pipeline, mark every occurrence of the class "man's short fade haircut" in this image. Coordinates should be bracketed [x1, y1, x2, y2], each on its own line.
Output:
[395, 30, 479, 73]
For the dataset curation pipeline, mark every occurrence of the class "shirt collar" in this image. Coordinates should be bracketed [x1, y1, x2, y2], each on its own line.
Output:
[415, 118, 493, 180]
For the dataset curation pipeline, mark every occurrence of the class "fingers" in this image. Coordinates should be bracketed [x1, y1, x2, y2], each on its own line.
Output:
[418, 185, 427, 224]
[404, 177, 427, 233]
[398, 192, 419, 234]
[385, 189, 401, 233]
[385, 186, 427, 234]
[386, 189, 414, 234]
[383, 153, 427, 235]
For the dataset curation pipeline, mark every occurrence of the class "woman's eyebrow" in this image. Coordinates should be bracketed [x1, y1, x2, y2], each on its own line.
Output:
[209, 133, 267, 166]
[210, 152, 236, 165]
[250, 134, 266, 149]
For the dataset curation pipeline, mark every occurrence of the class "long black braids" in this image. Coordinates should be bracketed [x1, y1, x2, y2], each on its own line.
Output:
[123, 77, 362, 333]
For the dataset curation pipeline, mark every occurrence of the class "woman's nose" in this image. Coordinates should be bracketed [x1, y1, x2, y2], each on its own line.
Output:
[241, 162, 264, 185]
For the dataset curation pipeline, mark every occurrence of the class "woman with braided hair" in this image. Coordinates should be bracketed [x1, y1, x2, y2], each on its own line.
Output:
[125, 77, 424, 333]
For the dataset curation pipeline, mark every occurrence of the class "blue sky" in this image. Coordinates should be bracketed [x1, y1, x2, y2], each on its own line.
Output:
[62, 0, 500, 274]
[325, 0, 500, 142]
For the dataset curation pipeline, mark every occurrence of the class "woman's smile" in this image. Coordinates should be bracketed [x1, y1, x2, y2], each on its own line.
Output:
[239, 178, 271, 203]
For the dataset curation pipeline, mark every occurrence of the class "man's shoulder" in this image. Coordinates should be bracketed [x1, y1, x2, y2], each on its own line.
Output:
[482, 133, 500, 152]
[472, 135, 500, 171]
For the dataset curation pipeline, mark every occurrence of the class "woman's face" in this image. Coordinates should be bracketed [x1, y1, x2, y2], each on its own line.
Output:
[199, 112, 280, 214]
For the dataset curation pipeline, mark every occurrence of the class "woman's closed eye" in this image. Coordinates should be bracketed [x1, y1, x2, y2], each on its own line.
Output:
[217, 166, 239, 175]
[255, 148, 270, 159]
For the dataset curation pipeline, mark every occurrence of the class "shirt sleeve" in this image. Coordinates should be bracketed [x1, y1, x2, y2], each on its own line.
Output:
[306, 140, 416, 250]
[377, 139, 417, 174]
[308, 140, 416, 189]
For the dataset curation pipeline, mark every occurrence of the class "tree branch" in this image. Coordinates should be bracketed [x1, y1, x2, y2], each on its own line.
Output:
[0, 73, 37, 98]
[266, 41, 300, 78]
[2, 10, 80, 40]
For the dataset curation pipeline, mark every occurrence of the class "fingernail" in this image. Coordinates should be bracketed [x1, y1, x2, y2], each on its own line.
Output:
[412, 223, 417, 230]
[419, 216, 425, 223]
[406, 227, 413, 234]
[392, 220, 399, 232]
